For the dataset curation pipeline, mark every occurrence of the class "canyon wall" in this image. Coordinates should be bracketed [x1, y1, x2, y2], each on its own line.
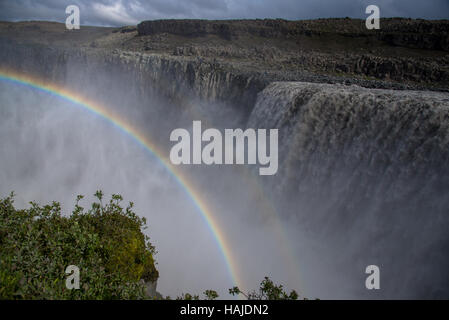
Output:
[0, 40, 266, 123]
[138, 18, 449, 51]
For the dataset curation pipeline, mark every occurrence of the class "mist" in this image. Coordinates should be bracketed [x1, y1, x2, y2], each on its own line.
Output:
[0, 64, 307, 299]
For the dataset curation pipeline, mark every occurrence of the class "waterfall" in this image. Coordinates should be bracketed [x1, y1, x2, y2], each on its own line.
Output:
[248, 81, 449, 298]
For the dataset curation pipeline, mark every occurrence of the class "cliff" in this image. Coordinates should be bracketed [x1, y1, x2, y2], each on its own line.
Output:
[138, 18, 449, 51]
[1, 19, 448, 99]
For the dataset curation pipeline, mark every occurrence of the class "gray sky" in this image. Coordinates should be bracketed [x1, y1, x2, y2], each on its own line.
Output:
[0, 0, 448, 26]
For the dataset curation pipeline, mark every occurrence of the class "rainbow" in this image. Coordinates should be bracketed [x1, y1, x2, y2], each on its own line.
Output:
[0, 68, 243, 292]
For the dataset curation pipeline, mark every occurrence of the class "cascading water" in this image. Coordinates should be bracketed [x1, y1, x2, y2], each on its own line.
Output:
[248, 82, 449, 298]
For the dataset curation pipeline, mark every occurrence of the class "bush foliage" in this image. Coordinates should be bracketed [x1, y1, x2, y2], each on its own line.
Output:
[0, 191, 158, 299]
[0, 192, 302, 300]
[229, 277, 299, 300]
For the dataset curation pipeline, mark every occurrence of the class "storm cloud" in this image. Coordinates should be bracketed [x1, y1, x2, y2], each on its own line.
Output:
[0, 0, 448, 26]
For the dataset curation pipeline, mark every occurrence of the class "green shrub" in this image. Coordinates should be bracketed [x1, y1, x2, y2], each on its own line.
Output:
[229, 277, 300, 300]
[0, 191, 158, 300]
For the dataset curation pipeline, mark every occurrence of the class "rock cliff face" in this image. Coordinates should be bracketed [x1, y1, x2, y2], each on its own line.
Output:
[135, 19, 449, 88]
[138, 19, 238, 40]
[138, 18, 449, 51]
[0, 43, 265, 124]
[2, 18, 448, 94]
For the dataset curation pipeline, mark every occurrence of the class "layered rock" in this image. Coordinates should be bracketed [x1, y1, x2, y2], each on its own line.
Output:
[137, 18, 449, 51]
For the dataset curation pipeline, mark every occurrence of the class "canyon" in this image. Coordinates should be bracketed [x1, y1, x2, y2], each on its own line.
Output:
[0, 18, 448, 299]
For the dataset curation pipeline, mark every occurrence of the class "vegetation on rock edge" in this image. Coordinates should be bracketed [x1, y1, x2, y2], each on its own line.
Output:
[0, 192, 302, 300]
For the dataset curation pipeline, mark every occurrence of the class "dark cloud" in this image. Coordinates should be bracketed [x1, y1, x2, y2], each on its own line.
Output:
[0, 0, 448, 26]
